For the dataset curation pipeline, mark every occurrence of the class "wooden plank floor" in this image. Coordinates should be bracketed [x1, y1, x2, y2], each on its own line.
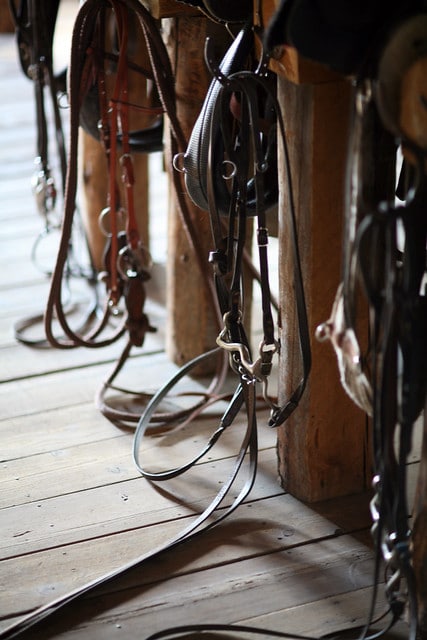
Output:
[0, 4, 419, 639]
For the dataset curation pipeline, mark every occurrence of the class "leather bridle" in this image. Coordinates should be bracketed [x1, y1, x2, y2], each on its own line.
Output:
[42, 0, 230, 430]
[318, 69, 427, 639]
[1, 7, 311, 639]
[133, 22, 312, 481]
[9, 0, 97, 347]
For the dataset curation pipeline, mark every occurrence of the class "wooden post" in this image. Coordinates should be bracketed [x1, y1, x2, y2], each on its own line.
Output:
[275, 57, 371, 503]
[162, 17, 233, 370]
[0, 0, 14, 33]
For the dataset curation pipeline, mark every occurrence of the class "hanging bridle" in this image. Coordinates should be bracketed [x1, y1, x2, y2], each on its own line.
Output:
[9, 0, 66, 221]
[39, 0, 233, 429]
[316, 13, 427, 639]
[9, 0, 98, 346]
[132, 20, 311, 476]
[1, 7, 312, 638]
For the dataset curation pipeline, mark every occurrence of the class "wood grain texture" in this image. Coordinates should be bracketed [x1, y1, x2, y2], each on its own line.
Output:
[162, 16, 227, 370]
[276, 74, 371, 502]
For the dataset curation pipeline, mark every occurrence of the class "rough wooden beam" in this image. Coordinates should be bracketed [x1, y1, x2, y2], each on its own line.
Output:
[276, 73, 371, 503]
[138, 0, 199, 18]
[0, 0, 14, 33]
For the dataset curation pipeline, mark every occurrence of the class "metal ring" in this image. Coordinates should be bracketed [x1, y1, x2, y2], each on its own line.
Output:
[58, 92, 69, 109]
[98, 206, 126, 237]
[221, 160, 237, 180]
[98, 207, 112, 237]
[172, 152, 186, 173]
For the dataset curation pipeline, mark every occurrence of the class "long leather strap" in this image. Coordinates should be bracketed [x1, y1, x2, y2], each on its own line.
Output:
[43, 0, 175, 348]
[0, 360, 258, 640]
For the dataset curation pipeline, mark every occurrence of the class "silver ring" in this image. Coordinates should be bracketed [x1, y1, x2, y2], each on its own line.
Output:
[221, 160, 237, 180]
[172, 153, 186, 173]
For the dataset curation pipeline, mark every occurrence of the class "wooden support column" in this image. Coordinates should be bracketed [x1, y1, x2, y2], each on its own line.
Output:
[275, 55, 371, 503]
[163, 16, 218, 369]
[0, 0, 14, 33]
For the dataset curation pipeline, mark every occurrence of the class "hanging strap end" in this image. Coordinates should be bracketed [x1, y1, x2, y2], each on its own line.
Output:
[268, 400, 298, 428]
